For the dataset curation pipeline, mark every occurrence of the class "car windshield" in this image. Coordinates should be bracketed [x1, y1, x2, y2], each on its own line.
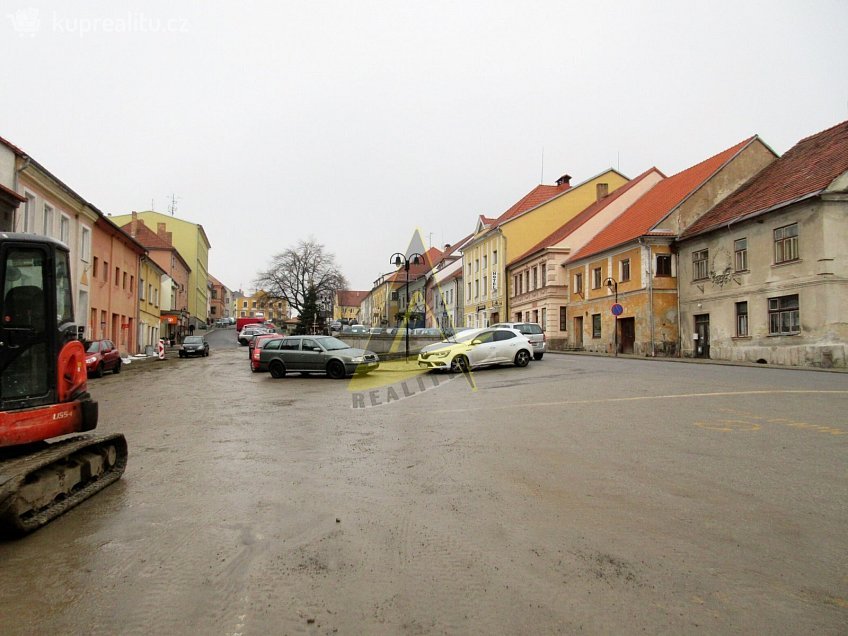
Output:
[318, 336, 352, 351]
[440, 329, 482, 344]
[184, 336, 203, 344]
[85, 341, 101, 353]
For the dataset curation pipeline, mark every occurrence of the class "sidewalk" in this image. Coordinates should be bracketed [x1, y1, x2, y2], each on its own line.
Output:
[547, 349, 848, 373]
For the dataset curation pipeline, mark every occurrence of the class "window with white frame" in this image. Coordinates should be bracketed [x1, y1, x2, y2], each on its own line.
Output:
[768, 294, 799, 335]
[656, 254, 672, 276]
[23, 193, 35, 232]
[492, 250, 498, 265]
[539, 262, 546, 286]
[734, 238, 748, 272]
[620, 258, 630, 282]
[80, 226, 91, 262]
[774, 223, 798, 264]
[735, 301, 748, 337]
[482, 255, 487, 270]
[574, 272, 583, 294]
[532, 267, 538, 289]
[60, 215, 70, 244]
[43, 204, 54, 237]
[592, 267, 602, 289]
[692, 249, 709, 280]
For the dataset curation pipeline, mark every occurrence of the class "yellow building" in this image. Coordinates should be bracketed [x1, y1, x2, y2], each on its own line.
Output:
[234, 290, 288, 324]
[138, 256, 165, 352]
[334, 290, 368, 323]
[110, 210, 211, 330]
[462, 171, 628, 327]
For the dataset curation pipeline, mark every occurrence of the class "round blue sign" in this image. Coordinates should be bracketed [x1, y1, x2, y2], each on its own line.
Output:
[611, 303, 623, 316]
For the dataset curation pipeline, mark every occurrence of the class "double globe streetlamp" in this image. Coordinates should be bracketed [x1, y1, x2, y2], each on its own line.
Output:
[390, 251, 424, 360]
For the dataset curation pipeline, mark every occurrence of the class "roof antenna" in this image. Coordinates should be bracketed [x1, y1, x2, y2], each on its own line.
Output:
[167, 193, 180, 216]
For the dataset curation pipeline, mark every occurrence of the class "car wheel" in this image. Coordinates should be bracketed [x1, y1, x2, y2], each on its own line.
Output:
[327, 360, 346, 380]
[514, 350, 531, 367]
[179, 352, 185, 358]
[113, 360, 121, 374]
[93, 363, 104, 378]
[269, 360, 286, 378]
[450, 355, 469, 374]
[534, 352, 544, 361]
[238, 339, 248, 346]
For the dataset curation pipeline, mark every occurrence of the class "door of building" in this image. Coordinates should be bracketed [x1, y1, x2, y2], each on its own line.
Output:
[619, 317, 635, 354]
[573, 316, 583, 349]
[694, 314, 710, 358]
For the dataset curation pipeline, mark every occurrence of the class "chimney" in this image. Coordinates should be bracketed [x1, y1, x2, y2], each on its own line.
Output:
[556, 174, 571, 187]
[596, 183, 609, 201]
[130, 211, 138, 238]
[157, 222, 173, 246]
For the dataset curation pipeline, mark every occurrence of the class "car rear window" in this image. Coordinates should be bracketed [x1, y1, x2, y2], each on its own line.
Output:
[518, 324, 543, 335]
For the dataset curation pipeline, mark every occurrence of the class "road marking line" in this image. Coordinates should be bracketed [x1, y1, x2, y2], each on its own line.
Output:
[430, 390, 848, 414]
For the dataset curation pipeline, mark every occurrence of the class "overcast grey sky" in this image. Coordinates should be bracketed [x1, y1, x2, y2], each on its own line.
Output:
[2, 1, 846, 292]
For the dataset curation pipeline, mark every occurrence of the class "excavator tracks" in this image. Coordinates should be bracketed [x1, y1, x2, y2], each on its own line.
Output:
[0, 433, 128, 537]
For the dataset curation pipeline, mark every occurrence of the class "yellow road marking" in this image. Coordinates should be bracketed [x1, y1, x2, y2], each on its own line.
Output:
[695, 420, 761, 432]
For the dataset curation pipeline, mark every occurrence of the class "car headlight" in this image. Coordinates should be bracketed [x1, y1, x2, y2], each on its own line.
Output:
[86, 356, 97, 364]
[432, 350, 449, 358]
[351, 356, 364, 363]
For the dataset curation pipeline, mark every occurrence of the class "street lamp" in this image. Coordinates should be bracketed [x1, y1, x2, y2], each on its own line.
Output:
[390, 251, 424, 360]
[604, 277, 618, 357]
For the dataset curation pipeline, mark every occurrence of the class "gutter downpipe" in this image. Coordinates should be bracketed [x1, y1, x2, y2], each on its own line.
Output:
[641, 238, 656, 357]
[14, 157, 31, 230]
[675, 249, 681, 358]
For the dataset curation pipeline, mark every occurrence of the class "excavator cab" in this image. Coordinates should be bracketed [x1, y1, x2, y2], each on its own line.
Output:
[1, 239, 59, 408]
[0, 233, 127, 536]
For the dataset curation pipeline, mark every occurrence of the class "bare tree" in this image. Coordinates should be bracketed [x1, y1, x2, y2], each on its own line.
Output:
[255, 238, 347, 317]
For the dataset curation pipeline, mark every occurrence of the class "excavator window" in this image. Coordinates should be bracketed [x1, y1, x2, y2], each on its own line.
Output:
[1, 247, 50, 402]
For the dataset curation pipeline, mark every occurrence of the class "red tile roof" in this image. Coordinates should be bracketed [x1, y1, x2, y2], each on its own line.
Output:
[569, 137, 757, 262]
[119, 219, 172, 249]
[681, 119, 848, 238]
[508, 168, 664, 266]
[337, 290, 368, 307]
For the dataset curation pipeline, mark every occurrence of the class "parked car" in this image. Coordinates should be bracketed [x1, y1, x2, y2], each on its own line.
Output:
[490, 322, 546, 360]
[417, 327, 442, 337]
[250, 334, 283, 372]
[348, 325, 369, 335]
[258, 335, 380, 378]
[238, 325, 266, 345]
[417, 327, 532, 373]
[369, 326, 387, 335]
[84, 339, 122, 377]
[179, 335, 210, 358]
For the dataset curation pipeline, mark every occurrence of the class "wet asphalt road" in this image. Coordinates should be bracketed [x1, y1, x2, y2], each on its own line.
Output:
[1, 327, 846, 634]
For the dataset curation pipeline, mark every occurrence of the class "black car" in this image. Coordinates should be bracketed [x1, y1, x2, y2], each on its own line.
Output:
[179, 335, 210, 358]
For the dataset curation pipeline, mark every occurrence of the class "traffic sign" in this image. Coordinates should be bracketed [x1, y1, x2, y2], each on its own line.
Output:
[611, 303, 623, 316]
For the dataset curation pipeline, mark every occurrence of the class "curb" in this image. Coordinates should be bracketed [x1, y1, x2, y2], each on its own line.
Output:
[546, 349, 847, 373]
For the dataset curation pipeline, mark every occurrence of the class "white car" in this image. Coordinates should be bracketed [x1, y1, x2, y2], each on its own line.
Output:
[491, 322, 546, 360]
[417, 327, 533, 373]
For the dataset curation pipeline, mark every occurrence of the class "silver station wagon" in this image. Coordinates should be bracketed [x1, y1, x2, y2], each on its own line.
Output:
[258, 335, 380, 379]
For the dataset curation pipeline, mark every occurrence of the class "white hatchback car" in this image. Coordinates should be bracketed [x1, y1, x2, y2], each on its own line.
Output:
[417, 328, 533, 373]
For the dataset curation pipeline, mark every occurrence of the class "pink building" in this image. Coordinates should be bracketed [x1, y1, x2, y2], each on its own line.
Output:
[90, 217, 145, 354]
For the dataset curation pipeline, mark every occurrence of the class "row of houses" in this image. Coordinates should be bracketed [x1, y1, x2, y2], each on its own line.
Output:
[343, 120, 848, 368]
[0, 135, 234, 354]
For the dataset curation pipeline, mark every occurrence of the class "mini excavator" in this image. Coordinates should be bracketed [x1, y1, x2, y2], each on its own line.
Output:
[0, 233, 127, 536]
